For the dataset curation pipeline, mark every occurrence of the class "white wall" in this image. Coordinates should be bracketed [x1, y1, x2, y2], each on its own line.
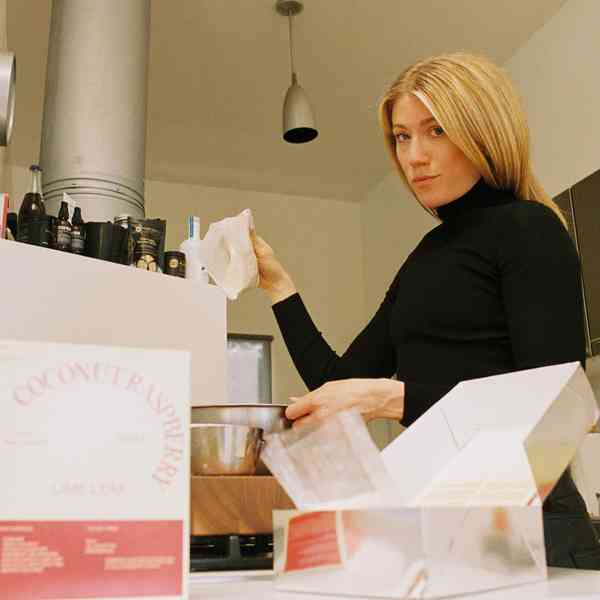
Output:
[505, 0, 600, 197]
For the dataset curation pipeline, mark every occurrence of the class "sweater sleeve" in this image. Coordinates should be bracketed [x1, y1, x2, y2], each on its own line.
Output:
[272, 279, 399, 391]
[400, 381, 456, 426]
[499, 202, 586, 371]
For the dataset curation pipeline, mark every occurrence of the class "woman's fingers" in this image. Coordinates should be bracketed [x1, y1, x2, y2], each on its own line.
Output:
[290, 405, 330, 429]
[250, 229, 268, 253]
[285, 394, 317, 420]
[287, 380, 369, 425]
[286, 384, 344, 422]
[292, 414, 319, 429]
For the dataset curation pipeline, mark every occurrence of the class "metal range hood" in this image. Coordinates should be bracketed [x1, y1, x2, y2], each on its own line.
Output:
[40, 0, 150, 221]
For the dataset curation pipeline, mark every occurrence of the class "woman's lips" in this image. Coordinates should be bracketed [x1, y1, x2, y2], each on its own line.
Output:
[412, 175, 439, 185]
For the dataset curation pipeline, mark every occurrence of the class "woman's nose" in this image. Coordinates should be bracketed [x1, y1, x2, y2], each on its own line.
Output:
[407, 138, 430, 166]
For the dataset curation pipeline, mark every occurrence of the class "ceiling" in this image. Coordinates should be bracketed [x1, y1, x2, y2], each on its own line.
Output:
[7, 0, 567, 203]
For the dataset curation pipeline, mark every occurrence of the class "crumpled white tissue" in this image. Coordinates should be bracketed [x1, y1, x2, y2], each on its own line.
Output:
[199, 209, 259, 300]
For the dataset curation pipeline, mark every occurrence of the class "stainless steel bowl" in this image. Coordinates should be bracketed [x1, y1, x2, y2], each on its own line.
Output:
[191, 403, 291, 433]
[190, 423, 263, 476]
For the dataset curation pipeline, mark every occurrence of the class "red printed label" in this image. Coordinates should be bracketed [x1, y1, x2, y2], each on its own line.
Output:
[284, 511, 342, 572]
[0, 520, 183, 599]
[341, 511, 364, 560]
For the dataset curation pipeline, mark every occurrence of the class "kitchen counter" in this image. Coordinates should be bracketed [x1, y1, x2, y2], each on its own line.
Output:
[189, 568, 600, 600]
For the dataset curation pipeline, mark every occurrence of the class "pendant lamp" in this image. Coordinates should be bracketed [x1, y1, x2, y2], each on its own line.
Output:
[275, 0, 318, 144]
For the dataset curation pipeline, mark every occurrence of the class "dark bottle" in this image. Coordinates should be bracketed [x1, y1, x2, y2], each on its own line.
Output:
[6, 212, 17, 239]
[17, 165, 46, 244]
[71, 206, 85, 255]
[55, 200, 72, 252]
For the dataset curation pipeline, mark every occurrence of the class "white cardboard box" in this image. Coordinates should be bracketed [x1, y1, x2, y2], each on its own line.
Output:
[0, 339, 191, 600]
[272, 362, 599, 598]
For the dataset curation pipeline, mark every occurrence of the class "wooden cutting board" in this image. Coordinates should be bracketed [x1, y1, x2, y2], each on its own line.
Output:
[190, 475, 295, 535]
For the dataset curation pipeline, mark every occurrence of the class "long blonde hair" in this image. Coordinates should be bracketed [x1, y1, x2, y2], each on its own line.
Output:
[378, 52, 567, 228]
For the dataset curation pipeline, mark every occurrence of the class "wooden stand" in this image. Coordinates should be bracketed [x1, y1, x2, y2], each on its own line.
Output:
[190, 475, 295, 535]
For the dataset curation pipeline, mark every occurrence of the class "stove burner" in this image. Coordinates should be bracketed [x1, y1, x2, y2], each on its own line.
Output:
[190, 534, 273, 571]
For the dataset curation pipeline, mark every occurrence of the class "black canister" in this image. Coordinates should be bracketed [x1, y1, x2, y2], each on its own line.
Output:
[164, 251, 186, 278]
[84, 222, 129, 263]
[18, 215, 56, 249]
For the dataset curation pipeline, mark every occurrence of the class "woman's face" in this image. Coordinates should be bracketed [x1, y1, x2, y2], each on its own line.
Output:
[391, 93, 480, 210]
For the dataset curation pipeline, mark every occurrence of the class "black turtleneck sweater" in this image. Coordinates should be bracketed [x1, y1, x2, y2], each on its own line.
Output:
[273, 178, 586, 424]
[272, 179, 600, 567]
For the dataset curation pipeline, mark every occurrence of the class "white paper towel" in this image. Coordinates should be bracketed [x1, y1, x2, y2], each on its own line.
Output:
[199, 208, 259, 300]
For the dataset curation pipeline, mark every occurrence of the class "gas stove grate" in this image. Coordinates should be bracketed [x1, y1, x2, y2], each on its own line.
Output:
[190, 534, 273, 571]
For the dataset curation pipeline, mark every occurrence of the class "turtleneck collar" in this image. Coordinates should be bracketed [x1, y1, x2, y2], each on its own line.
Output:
[436, 177, 515, 222]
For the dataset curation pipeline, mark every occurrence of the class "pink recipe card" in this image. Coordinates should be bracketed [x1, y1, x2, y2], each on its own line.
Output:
[0, 340, 191, 600]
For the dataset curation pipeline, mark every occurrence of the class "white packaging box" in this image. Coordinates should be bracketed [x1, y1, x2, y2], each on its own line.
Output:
[0, 340, 191, 600]
[273, 362, 599, 599]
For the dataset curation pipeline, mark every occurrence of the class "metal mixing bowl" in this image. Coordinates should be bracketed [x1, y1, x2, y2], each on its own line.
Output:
[191, 403, 291, 433]
[190, 423, 263, 476]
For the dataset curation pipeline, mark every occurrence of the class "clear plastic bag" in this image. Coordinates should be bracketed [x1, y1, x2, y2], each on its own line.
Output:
[261, 408, 396, 510]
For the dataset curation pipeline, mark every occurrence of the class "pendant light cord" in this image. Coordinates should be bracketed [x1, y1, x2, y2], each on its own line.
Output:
[288, 11, 297, 84]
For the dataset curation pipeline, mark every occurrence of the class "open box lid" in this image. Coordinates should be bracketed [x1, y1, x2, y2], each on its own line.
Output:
[382, 362, 600, 508]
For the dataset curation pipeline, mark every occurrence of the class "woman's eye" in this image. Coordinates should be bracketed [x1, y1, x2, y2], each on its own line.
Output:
[395, 132, 409, 143]
[431, 126, 445, 137]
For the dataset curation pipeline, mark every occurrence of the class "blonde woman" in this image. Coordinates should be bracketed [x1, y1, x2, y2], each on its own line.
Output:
[251, 52, 600, 568]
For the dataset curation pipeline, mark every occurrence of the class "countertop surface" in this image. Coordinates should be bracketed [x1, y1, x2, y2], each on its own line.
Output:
[189, 568, 600, 600]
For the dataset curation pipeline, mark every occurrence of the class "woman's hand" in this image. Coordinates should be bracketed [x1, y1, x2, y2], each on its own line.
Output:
[250, 230, 297, 304]
[285, 378, 405, 428]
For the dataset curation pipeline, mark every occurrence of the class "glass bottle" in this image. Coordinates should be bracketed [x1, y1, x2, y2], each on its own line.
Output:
[55, 200, 72, 252]
[17, 165, 46, 244]
[71, 206, 85, 255]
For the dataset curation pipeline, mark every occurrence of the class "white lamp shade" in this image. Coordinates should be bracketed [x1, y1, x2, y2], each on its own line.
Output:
[282, 81, 318, 144]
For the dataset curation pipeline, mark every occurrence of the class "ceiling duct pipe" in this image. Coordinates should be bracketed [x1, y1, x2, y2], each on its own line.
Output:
[40, 0, 150, 221]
